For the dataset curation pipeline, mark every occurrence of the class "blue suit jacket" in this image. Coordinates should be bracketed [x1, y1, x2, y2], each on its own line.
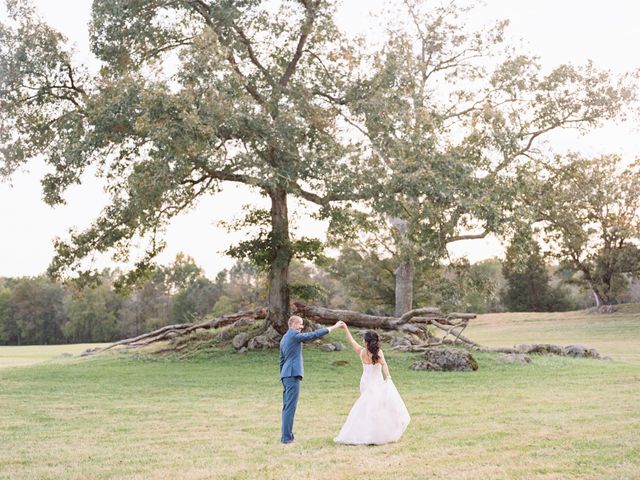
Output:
[279, 327, 329, 380]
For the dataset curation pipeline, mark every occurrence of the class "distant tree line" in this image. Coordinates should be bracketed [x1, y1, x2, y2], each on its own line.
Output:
[3, 246, 640, 346]
[0, 254, 262, 345]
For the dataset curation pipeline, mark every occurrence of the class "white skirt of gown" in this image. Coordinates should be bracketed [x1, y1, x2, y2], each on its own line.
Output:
[334, 363, 410, 445]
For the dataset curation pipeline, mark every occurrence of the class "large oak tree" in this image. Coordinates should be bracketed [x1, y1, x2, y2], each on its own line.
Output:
[0, 0, 363, 333]
[338, 0, 636, 315]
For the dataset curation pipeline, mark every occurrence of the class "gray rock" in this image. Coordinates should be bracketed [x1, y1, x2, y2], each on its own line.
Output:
[561, 345, 600, 358]
[498, 353, 531, 364]
[562, 344, 587, 357]
[515, 343, 535, 353]
[537, 344, 563, 355]
[321, 343, 336, 352]
[232, 317, 254, 328]
[247, 326, 282, 350]
[417, 347, 479, 371]
[585, 348, 601, 358]
[332, 341, 344, 351]
[79, 347, 102, 357]
[237, 347, 248, 354]
[411, 360, 432, 371]
[232, 332, 250, 349]
[215, 330, 233, 342]
[58, 352, 73, 358]
[390, 336, 413, 349]
[247, 337, 266, 350]
[516, 343, 563, 355]
[263, 327, 282, 345]
[511, 343, 603, 359]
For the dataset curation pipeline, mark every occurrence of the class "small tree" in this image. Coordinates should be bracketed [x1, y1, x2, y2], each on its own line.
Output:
[501, 229, 572, 312]
[171, 277, 220, 323]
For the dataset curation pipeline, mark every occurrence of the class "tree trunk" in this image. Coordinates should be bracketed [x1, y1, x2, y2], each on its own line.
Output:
[592, 288, 603, 307]
[389, 217, 415, 316]
[587, 281, 608, 308]
[267, 188, 293, 334]
[395, 260, 414, 317]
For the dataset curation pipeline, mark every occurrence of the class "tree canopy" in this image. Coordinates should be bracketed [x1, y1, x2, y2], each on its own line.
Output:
[1, 0, 366, 332]
[327, 0, 636, 315]
[532, 154, 640, 307]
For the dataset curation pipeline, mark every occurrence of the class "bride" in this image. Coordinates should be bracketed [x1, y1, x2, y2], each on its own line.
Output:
[334, 323, 411, 445]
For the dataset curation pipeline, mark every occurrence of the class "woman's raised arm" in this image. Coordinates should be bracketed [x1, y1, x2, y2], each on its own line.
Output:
[341, 324, 363, 354]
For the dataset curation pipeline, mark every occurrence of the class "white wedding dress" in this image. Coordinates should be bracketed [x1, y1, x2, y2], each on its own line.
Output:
[334, 361, 410, 445]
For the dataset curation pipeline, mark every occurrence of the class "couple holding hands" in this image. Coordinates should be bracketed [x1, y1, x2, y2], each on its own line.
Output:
[279, 315, 411, 445]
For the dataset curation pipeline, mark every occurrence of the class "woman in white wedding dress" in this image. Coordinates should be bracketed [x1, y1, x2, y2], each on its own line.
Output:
[334, 324, 410, 445]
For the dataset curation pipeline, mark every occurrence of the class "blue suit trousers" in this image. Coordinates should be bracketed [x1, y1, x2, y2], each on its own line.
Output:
[281, 376, 301, 443]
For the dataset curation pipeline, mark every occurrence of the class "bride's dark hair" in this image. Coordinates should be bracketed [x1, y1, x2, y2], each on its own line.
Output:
[364, 330, 380, 364]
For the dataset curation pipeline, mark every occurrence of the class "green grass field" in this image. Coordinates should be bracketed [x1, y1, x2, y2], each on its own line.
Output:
[0, 343, 108, 369]
[1, 308, 639, 480]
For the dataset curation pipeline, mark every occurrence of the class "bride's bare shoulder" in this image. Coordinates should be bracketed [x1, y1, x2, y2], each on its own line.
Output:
[360, 348, 372, 364]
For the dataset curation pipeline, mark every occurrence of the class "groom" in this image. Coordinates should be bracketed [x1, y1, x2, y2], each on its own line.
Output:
[279, 315, 345, 444]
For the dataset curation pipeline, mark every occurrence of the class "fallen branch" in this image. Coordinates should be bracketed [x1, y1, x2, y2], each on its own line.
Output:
[100, 308, 268, 352]
[292, 302, 475, 329]
[292, 302, 401, 329]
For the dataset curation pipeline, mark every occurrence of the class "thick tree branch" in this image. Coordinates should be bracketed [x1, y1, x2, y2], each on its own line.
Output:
[231, 23, 276, 85]
[279, 0, 319, 86]
[447, 229, 489, 243]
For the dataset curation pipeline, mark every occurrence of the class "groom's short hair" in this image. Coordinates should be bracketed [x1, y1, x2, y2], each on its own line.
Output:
[288, 315, 303, 327]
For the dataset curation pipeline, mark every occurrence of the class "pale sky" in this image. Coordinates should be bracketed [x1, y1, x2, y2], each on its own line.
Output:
[1, 0, 639, 278]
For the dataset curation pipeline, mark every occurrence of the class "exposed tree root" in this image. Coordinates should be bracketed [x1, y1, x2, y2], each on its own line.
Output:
[99, 308, 267, 352]
[91, 303, 602, 361]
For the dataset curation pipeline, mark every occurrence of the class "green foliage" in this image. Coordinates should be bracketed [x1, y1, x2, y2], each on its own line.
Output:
[0, 255, 258, 345]
[1, 0, 636, 321]
[171, 276, 221, 324]
[533, 155, 640, 306]
[223, 207, 326, 270]
[64, 283, 119, 342]
[328, 245, 396, 313]
[501, 229, 574, 312]
[288, 282, 327, 303]
[414, 259, 506, 314]
[6, 277, 67, 344]
[0, 287, 17, 344]
[0, 0, 363, 310]
[160, 253, 206, 294]
[329, 245, 507, 314]
[334, 0, 636, 313]
[210, 295, 235, 317]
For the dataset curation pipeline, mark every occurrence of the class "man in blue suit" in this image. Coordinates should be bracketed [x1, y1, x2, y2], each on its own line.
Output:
[279, 315, 345, 444]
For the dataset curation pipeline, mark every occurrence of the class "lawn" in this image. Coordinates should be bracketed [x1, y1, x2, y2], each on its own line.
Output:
[1, 308, 639, 480]
[0, 343, 108, 369]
